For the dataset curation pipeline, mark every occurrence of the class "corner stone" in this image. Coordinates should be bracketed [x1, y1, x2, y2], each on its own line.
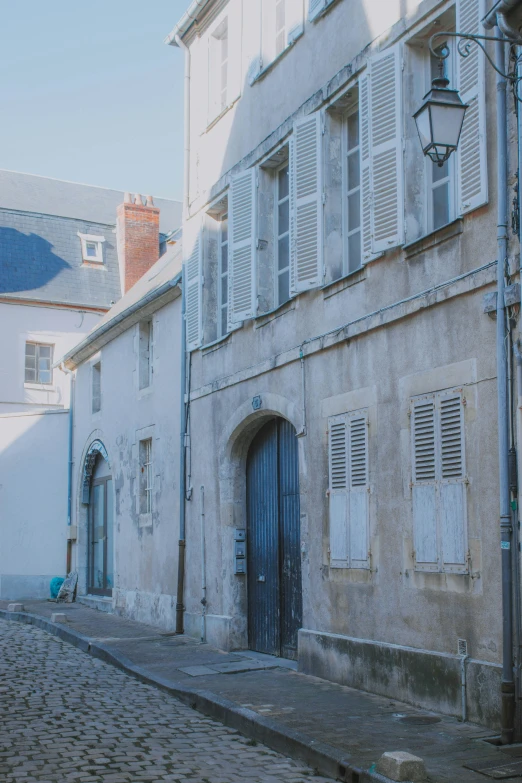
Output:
[7, 603, 24, 612]
[50, 613, 67, 623]
[376, 751, 427, 782]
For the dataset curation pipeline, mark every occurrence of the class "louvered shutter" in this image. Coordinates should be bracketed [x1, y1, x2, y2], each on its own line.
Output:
[286, 0, 304, 44]
[359, 73, 375, 264]
[229, 169, 257, 324]
[438, 393, 467, 569]
[369, 46, 403, 253]
[328, 415, 349, 566]
[411, 397, 438, 567]
[308, 0, 326, 20]
[185, 222, 203, 351]
[456, 0, 487, 214]
[291, 113, 323, 293]
[348, 411, 369, 568]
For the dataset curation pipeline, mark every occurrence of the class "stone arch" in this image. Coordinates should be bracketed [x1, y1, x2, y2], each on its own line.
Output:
[81, 439, 111, 504]
[217, 393, 306, 650]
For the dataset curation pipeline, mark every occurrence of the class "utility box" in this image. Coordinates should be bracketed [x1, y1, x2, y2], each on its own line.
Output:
[234, 528, 246, 574]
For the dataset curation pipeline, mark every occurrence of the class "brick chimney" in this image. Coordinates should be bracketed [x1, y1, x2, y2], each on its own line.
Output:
[117, 193, 160, 293]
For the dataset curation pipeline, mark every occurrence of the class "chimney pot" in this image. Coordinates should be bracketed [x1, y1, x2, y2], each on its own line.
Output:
[145, 195, 154, 207]
[134, 193, 143, 206]
[124, 191, 132, 203]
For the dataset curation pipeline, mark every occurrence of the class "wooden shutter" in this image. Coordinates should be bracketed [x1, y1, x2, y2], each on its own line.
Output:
[411, 397, 438, 568]
[185, 226, 203, 352]
[439, 393, 467, 569]
[369, 46, 403, 254]
[229, 169, 257, 324]
[308, 0, 326, 20]
[359, 73, 374, 264]
[328, 415, 349, 566]
[291, 113, 323, 293]
[286, 0, 304, 44]
[348, 411, 369, 568]
[456, 0, 487, 214]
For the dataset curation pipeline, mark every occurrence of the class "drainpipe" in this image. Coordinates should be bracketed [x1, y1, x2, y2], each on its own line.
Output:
[174, 31, 191, 636]
[461, 654, 469, 723]
[60, 363, 75, 575]
[494, 30, 516, 745]
[200, 485, 207, 643]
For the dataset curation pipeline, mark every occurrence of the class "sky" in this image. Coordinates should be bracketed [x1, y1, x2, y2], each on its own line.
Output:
[0, 1, 190, 202]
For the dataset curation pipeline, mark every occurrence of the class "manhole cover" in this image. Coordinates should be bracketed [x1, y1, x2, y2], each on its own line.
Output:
[398, 715, 442, 725]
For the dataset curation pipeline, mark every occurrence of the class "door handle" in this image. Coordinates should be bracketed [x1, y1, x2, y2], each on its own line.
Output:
[257, 575, 266, 582]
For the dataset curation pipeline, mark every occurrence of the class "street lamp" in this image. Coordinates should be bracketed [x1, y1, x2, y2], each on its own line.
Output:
[413, 68, 468, 166]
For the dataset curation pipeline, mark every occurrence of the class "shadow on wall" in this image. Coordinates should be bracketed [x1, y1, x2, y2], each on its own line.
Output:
[0, 227, 71, 294]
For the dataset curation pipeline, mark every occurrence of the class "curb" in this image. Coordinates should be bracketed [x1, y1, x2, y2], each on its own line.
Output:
[0, 609, 385, 783]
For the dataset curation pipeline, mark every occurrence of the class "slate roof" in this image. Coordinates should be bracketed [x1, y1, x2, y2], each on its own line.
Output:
[0, 170, 182, 235]
[0, 208, 121, 309]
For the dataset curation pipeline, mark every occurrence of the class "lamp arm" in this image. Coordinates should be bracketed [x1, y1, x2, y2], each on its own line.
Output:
[428, 31, 522, 83]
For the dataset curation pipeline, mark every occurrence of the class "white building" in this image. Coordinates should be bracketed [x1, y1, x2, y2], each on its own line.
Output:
[0, 170, 181, 599]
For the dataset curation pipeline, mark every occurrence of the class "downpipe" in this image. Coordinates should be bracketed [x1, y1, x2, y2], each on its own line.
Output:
[461, 654, 469, 723]
[495, 31, 516, 744]
[60, 363, 75, 575]
[176, 282, 188, 635]
[200, 485, 207, 643]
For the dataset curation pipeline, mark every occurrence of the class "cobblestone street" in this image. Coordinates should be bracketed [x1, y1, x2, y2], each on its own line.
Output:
[0, 620, 331, 783]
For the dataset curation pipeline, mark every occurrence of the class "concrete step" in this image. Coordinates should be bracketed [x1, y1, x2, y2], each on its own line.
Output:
[76, 595, 113, 613]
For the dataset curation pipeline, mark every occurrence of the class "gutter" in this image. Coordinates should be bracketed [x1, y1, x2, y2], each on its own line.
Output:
[483, 0, 522, 36]
[61, 273, 182, 370]
[164, 0, 211, 46]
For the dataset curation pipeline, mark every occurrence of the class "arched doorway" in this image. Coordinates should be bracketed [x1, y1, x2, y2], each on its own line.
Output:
[87, 453, 114, 597]
[246, 417, 302, 660]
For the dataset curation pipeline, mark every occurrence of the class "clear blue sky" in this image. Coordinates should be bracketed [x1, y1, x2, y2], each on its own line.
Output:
[0, 1, 190, 201]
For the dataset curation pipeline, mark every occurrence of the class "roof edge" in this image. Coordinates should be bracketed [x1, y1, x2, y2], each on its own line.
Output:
[165, 0, 213, 45]
[61, 273, 182, 370]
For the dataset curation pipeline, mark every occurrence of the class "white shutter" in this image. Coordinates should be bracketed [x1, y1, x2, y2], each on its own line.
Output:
[456, 0, 487, 214]
[286, 0, 304, 44]
[328, 415, 349, 566]
[411, 397, 438, 567]
[369, 46, 403, 253]
[359, 73, 375, 264]
[228, 7, 242, 104]
[348, 412, 369, 568]
[308, 0, 326, 21]
[439, 393, 467, 569]
[229, 169, 257, 323]
[291, 113, 323, 293]
[185, 223, 203, 352]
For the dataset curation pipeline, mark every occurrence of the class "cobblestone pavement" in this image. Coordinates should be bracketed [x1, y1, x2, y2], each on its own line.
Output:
[0, 620, 331, 783]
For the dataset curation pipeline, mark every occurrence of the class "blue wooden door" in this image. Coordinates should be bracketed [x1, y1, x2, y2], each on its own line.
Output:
[246, 418, 302, 659]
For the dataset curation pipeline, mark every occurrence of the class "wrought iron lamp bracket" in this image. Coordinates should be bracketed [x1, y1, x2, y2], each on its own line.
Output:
[429, 31, 522, 91]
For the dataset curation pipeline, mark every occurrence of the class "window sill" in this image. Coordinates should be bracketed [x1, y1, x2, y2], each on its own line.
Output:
[81, 261, 106, 269]
[205, 96, 240, 133]
[322, 266, 366, 300]
[310, 0, 342, 22]
[202, 331, 233, 356]
[138, 385, 153, 399]
[250, 29, 304, 85]
[254, 298, 296, 329]
[24, 382, 56, 391]
[139, 513, 153, 529]
[404, 218, 463, 260]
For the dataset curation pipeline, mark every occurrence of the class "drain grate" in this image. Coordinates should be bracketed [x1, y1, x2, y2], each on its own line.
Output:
[463, 758, 522, 779]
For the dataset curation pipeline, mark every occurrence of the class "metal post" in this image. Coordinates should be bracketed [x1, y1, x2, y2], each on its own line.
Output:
[495, 30, 516, 744]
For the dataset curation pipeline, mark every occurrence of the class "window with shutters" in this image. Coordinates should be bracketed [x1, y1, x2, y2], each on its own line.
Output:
[184, 221, 203, 352]
[138, 320, 153, 391]
[343, 104, 362, 274]
[218, 211, 230, 337]
[411, 389, 468, 574]
[327, 409, 370, 569]
[229, 169, 257, 324]
[275, 161, 291, 305]
[209, 18, 229, 121]
[261, 0, 304, 68]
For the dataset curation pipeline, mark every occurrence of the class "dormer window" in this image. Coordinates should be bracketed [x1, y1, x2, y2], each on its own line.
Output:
[78, 232, 105, 264]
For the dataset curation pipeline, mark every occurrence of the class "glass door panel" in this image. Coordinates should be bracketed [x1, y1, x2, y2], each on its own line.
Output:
[105, 479, 114, 590]
[91, 483, 105, 591]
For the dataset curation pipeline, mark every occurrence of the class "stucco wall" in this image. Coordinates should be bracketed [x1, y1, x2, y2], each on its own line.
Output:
[0, 409, 69, 599]
[70, 295, 182, 631]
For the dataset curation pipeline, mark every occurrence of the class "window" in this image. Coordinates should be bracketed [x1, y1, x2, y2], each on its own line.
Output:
[25, 342, 53, 384]
[261, 0, 303, 67]
[209, 18, 228, 120]
[92, 362, 101, 414]
[427, 43, 455, 231]
[139, 438, 153, 515]
[344, 106, 362, 274]
[138, 320, 153, 390]
[78, 232, 105, 264]
[275, 0, 286, 56]
[328, 409, 369, 569]
[218, 213, 229, 337]
[275, 163, 290, 306]
[411, 389, 467, 573]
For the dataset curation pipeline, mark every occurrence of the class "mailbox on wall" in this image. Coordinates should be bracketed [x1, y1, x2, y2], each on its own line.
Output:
[234, 528, 246, 574]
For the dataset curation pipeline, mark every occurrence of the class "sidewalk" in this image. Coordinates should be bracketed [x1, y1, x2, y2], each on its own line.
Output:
[1, 600, 521, 783]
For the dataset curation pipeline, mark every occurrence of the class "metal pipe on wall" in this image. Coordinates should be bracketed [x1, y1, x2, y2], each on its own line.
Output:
[60, 363, 75, 574]
[495, 30, 516, 744]
[200, 485, 207, 643]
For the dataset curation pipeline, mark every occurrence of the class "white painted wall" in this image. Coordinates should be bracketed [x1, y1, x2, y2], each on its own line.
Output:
[0, 301, 100, 413]
[70, 293, 182, 631]
[0, 409, 69, 599]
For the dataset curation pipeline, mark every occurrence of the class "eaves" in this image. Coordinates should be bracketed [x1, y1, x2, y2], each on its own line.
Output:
[61, 274, 182, 370]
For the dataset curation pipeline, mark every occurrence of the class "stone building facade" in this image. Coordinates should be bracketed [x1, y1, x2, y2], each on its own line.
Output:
[167, 0, 520, 728]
